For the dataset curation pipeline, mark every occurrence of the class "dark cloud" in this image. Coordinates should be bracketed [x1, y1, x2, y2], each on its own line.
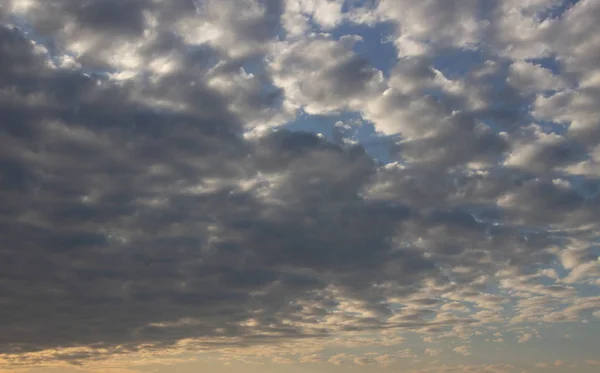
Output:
[70, 0, 151, 35]
[0, 22, 430, 360]
[395, 113, 509, 168]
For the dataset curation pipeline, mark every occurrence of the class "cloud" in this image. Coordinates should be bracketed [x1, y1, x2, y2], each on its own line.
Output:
[281, 0, 346, 37]
[453, 346, 471, 356]
[328, 353, 351, 365]
[424, 348, 440, 357]
[269, 33, 385, 115]
[353, 356, 373, 365]
[1, 0, 600, 370]
[374, 354, 396, 366]
[517, 333, 533, 343]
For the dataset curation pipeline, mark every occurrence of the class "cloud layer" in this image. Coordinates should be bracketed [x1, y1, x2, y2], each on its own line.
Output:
[1, 0, 599, 370]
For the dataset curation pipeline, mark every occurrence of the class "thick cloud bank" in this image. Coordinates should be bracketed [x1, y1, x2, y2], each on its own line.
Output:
[0, 0, 599, 370]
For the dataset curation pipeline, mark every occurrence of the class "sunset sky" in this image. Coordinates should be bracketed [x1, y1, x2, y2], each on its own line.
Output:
[1, 0, 600, 372]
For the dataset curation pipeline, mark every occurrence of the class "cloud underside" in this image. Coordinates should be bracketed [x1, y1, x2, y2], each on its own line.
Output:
[1, 0, 600, 368]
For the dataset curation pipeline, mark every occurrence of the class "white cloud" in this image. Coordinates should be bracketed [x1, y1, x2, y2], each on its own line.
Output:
[508, 60, 568, 93]
[269, 33, 385, 115]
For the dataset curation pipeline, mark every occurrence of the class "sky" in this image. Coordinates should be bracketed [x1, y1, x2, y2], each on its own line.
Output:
[1, 0, 600, 372]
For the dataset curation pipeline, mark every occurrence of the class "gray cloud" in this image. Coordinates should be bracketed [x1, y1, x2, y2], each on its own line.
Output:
[0, 21, 431, 360]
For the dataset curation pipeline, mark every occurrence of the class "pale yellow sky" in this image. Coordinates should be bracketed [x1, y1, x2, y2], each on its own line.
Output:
[8, 358, 600, 373]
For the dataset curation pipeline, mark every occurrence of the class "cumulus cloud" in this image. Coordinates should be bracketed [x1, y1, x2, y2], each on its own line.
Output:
[269, 33, 385, 115]
[1, 0, 600, 371]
